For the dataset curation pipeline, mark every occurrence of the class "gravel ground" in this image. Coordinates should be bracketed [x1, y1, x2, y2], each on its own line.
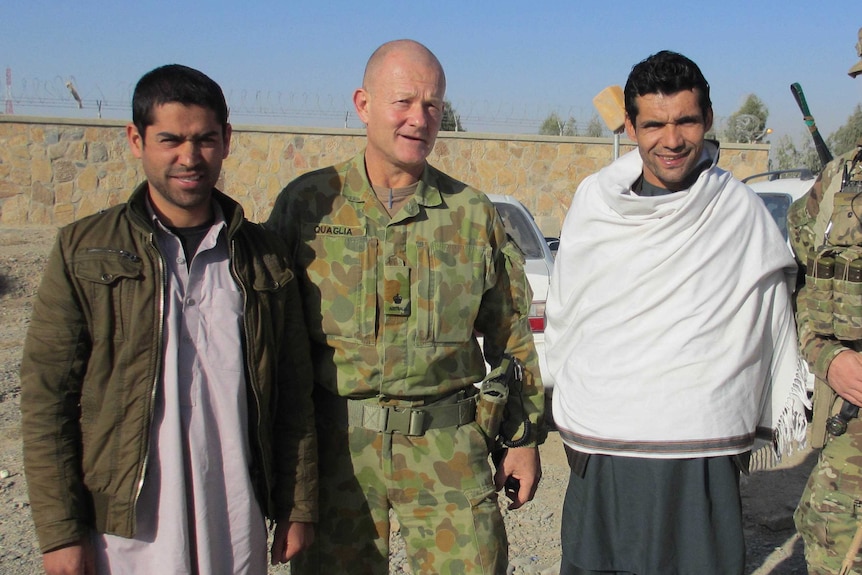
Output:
[0, 226, 815, 574]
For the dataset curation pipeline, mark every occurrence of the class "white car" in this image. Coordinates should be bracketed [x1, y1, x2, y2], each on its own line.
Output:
[743, 169, 816, 244]
[484, 194, 556, 399]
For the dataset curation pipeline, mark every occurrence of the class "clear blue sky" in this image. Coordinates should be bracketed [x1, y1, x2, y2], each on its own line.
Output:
[2, 0, 860, 146]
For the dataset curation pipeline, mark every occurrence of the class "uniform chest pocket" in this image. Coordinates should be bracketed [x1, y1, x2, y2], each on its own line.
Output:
[73, 249, 144, 342]
[827, 191, 862, 247]
[416, 242, 492, 344]
[299, 234, 377, 342]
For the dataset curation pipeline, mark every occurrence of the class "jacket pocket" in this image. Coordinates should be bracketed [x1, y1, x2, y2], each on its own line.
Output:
[299, 234, 377, 342]
[417, 241, 491, 344]
[252, 253, 295, 293]
[73, 248, 143, 342]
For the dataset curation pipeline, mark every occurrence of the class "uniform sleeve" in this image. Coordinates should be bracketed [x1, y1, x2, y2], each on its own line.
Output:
[788, 182, 849, 381]
[20, 234, 94, 552]
[475, 213, 547, 446]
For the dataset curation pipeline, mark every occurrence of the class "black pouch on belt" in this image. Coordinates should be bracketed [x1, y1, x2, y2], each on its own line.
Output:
[475, 355, 515, 447]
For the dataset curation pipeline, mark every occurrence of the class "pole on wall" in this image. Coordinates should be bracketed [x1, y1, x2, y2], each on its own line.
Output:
[5, 68, 13, 115]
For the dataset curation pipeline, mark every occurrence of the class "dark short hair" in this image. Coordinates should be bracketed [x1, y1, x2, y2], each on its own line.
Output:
[132, 64, 229, 137]
[624, 51, 711, 122]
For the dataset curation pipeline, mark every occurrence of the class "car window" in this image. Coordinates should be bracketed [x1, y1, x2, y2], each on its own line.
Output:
[757, 193, 791, 240]
[494, 203, 544, 258]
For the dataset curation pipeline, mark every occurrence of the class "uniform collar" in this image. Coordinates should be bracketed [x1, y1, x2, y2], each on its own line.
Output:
[343, 150, 444, 209]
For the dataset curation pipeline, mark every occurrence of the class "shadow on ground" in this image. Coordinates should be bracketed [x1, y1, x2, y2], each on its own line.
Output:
[743, 448, 818, 574]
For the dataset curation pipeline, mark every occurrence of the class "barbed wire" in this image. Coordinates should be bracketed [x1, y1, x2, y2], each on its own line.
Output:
[0, 74, 610, 134]
[2, 74, 733, 139]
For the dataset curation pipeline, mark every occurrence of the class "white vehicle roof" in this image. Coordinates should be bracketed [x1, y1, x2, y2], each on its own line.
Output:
[743, 169, 816, 202]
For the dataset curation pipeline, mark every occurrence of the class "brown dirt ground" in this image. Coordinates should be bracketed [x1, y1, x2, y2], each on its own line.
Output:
[0, 226, 816, 574]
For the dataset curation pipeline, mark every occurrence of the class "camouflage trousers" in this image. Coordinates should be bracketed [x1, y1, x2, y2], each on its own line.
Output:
[291, 403, 508, 575]
[795, 417, 862, 574]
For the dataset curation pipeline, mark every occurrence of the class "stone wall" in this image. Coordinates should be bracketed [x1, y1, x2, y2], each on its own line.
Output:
[0, 116, 770, 236]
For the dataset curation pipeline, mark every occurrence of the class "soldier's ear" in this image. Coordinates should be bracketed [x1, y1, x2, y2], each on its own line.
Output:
[353, 88, 371, 124]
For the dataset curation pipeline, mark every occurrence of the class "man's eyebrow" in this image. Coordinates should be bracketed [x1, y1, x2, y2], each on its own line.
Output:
[639, 119, 665, 128]
[154, 130, 221, 140]
[639, 115, 703, 128]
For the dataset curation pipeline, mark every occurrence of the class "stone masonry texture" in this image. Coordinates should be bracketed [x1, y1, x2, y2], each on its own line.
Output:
[0, 117, 769, 236]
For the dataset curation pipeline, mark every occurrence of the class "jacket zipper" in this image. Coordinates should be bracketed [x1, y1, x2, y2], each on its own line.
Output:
[229, 237, 269, 510]
[132, 233, 166, 520]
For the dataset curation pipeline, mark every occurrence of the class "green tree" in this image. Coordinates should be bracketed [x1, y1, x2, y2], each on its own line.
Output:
[827, 103, 862, 157]
[441, 100, 464, 132]
[539, 112, 576, 136]
[723, 94, 769, 143]
[585, 114, 605, 137]
[775, 104, 862, 172]
[772, 133, 821, 173]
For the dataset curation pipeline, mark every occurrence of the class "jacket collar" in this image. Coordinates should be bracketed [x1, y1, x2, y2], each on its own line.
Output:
[127, 181, 245, 237]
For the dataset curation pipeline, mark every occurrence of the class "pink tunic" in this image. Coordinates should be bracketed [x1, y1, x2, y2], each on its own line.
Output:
[94, 208, 267, 574]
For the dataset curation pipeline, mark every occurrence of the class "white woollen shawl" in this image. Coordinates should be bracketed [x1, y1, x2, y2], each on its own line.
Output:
[546, 142, 808, 461]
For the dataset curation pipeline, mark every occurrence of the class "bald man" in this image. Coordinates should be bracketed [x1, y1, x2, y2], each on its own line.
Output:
[267, 39, 546, 575]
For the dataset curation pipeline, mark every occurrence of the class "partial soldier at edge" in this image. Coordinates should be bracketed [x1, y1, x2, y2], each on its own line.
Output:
[791, 25, 862, 575]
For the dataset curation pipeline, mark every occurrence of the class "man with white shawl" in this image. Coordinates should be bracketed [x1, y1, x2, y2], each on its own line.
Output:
[545, 51, 808, 575]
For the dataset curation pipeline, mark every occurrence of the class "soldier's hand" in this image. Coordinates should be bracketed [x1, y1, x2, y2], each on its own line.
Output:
[493, 446, 541, 510]
[827, 350, 862, 407]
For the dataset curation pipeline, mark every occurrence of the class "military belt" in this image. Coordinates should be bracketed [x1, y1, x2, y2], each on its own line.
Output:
[346, 395, 476, 436]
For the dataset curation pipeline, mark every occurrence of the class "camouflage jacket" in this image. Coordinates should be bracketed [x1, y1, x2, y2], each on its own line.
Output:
[787, 150, 862, 447]
[789, 147, 862, 379]
[267, 152, 545, 445]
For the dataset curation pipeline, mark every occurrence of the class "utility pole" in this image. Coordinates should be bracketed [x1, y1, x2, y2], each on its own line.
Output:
[5, 68, 12, 114]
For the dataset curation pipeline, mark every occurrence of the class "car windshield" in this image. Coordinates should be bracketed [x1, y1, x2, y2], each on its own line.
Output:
[757, 193, 791, 240]
[494, 203, 544, 258]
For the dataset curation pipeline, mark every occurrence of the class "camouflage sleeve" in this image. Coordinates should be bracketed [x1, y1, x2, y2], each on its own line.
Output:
[788, 183, 850, 381]
[475, 217, 547, 446]
[796, 293, 850, 380]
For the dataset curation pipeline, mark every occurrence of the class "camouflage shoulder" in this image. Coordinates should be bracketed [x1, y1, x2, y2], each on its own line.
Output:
[788, 192, 814, 230]
[425, 163, 488, 203]
[788, 190, 817, 267]
[802, 173, 825, 220]
[796, 150, 859, 228]
[280, 158, 354, 197]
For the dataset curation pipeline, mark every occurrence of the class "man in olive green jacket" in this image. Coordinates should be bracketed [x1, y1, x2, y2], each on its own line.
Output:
[21, 64, 316, 575]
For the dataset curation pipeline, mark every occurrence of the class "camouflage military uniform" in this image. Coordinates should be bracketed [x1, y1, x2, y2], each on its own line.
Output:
[790, 145, 862, 574]
[267, 152, 546, 575]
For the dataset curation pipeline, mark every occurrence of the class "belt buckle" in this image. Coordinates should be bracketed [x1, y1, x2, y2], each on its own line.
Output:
[407, 409, 426, 435]
[384, 406, 426, 436]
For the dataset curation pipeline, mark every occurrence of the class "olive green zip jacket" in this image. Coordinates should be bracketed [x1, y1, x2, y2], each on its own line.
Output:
[20, 183, 317, 553]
